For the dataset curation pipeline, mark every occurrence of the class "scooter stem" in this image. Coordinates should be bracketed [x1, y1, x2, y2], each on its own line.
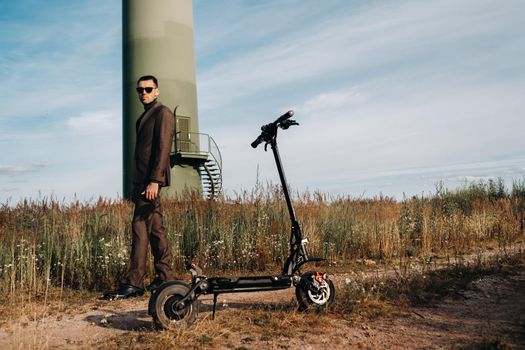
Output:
[269, 139, 299, 229]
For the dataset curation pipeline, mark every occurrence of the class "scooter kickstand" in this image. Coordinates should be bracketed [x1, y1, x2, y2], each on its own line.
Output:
[212, 292, 218, 320]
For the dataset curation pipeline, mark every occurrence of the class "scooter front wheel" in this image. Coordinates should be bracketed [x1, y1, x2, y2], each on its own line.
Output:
[295, 271, 335, 311]
[150, 282, 198, 329]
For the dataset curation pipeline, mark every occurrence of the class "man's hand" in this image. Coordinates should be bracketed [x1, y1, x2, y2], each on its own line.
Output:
[141, 182, 160, 201]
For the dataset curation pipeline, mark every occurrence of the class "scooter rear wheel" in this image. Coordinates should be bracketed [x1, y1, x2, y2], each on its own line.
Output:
[150, 282, 198, 329]
[296, 271, 335, 311]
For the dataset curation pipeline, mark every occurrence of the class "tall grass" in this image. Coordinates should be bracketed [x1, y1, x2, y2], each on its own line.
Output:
[0, 178, 523, 296]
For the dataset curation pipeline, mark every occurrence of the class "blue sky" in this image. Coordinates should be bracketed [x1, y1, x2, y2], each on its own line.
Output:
[0, 0, 524, 203]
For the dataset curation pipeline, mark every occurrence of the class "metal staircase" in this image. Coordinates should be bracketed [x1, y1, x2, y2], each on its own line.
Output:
[172, 132, 222, 199]
[199, 157, 222, 199]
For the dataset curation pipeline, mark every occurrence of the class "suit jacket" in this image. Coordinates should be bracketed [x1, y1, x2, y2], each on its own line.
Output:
[132, 101, 175, 187]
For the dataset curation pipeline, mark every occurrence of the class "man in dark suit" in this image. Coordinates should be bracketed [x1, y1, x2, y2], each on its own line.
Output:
[105, 75, 175, 299]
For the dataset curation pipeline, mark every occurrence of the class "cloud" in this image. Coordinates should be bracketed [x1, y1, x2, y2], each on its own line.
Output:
[0, 161, 50, 176]
[0, 0, 122, 203]
[66, 110, 120, 134]
[196, 0, 524, 117]
[459, 176, 497, 183]
[0, 187, 19, 194]
[192, 0, 525, 198]
[1, 0, 524, 203]
[210, 75, 525, 199]
[0, 0, 121, 119]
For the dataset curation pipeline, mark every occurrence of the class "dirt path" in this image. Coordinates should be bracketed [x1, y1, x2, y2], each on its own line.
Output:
[0, 288, 298, 350]
[0, 245, 525, 349]
[354, 271, 525, 349]
[1, 257, 524, 349]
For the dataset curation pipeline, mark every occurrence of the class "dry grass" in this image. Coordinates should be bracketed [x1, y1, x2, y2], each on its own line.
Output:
[90, 250, 525, 349]
[1, 178, 524, 349]
[334, 249, 525, 321]
[1, 249, 523, 349]
[0, 287, 96, 328]
[1, 178, 524, 298]
[97, 304, 340, 350]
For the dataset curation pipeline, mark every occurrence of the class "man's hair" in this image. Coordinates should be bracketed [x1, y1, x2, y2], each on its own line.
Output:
[137, 75, 158, 87]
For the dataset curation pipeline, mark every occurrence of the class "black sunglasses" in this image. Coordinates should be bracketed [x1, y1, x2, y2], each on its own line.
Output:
[136, 87, 155, 94]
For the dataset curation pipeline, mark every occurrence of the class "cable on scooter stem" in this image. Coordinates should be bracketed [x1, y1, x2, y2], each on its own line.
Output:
[251, 110, 296, 148]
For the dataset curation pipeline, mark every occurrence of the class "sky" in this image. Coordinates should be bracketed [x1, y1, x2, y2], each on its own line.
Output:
[0, 0, 524, 204]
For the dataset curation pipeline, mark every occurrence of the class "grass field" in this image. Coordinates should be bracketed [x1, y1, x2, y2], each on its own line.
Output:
[1, 178, 524, 349]
[1, 178, 523, 298]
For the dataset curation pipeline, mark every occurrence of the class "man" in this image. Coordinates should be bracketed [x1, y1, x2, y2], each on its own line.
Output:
[105, 75, 175, 299]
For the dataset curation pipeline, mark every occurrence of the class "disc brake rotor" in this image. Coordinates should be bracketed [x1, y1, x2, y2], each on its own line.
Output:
[307, 273, 331, 305]
[307, 280, 331, 305]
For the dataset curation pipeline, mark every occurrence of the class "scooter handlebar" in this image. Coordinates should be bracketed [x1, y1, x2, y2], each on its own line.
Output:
[251, 110, 295, 148]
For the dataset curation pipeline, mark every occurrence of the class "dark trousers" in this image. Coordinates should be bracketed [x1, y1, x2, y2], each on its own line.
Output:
[125, 185, 174, 287]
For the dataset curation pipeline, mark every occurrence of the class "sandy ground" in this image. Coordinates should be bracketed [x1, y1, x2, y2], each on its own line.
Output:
[1, 267, 524, 350]
[351, 271, 525, 349]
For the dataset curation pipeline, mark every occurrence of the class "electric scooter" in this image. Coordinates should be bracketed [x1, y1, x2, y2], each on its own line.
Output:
[148, 111, 336, 329]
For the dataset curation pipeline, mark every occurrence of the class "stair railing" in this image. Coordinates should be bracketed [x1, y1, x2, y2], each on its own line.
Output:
[173, 132, 222, 197]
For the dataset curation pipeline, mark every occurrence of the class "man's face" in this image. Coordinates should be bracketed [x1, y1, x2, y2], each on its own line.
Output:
[136, 79, 159, 105]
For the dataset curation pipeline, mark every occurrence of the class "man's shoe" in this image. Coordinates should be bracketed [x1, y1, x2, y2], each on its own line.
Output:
[146, 278, 166, 292]
[103, 284, 145, 300]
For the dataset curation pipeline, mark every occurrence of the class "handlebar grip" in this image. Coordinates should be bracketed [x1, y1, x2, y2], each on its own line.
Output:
[274, 110, 294, 124]
[251, 138, 261, 148]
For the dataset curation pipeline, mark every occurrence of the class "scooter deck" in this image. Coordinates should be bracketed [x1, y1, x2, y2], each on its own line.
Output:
[207, 275, 293, 293]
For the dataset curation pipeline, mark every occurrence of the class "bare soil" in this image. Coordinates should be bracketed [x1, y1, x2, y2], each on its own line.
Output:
[1, 264, 524, 349]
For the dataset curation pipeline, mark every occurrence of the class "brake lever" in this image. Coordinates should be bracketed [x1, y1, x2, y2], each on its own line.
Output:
[280, 119, 299, 130]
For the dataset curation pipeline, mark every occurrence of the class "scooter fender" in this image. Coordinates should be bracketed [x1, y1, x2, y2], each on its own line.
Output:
[292, 257, 325, 275]
[147, 280, 192, 315]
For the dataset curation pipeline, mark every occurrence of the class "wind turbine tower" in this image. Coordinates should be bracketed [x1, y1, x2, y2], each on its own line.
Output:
[122, 0, 222, 199]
